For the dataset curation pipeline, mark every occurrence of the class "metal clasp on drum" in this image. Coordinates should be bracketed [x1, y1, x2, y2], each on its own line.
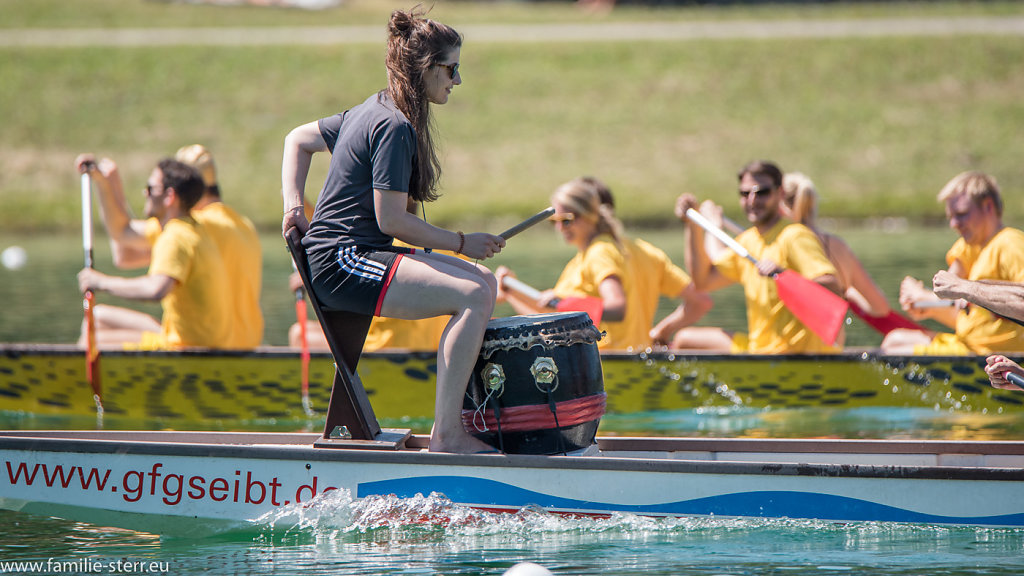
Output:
[530, 356, 559, 393]
[481, 362, 505, 396]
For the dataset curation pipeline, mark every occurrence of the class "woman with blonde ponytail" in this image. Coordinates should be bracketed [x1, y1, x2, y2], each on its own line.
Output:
[497, 178, 642, 350]
[781, 172, 893, 328]
[281, 8, 505, 454]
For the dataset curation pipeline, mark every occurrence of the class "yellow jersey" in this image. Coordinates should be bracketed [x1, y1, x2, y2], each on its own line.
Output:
[148, 217, 232, 349]
[714, 220, 839, 354]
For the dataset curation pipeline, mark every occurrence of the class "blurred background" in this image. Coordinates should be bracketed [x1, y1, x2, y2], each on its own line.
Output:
[1, 0, 1021, 345]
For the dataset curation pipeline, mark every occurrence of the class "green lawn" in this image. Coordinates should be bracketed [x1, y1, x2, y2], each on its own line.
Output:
[3, 1, 1024, 232]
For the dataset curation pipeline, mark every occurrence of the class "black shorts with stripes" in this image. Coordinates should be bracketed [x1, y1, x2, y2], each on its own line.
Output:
[307, 243, 414, 316]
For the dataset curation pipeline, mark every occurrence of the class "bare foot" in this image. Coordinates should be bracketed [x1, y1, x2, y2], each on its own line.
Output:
[428, 431, 499, 454]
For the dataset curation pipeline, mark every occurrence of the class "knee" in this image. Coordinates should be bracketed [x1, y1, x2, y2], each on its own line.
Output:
[474, 263, 498, 294]
[465, 276, 496, 313]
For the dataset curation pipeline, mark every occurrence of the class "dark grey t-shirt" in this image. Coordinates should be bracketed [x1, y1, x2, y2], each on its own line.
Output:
[303, 92, 416, 255]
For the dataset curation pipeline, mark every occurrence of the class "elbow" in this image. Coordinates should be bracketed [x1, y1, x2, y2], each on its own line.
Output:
[376, 217, 402, 238]
[149, 276, 178, 301]
[690, 291, 714, 317]
[110, 248, 139, 270]
[283, 126, 304, 149]
[602, 302, 626, 323]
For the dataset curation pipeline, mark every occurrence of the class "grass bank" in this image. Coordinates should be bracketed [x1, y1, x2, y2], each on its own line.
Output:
[2, 1, 1024, 231]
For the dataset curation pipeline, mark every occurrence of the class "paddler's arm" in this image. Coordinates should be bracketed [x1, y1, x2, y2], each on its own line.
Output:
[933, 270, 1024, 324]
[900, 261, 966, 327]
[76, 154, 153, 269]
[598, 275, 626, 322]
[676, 194, 733, 292]
[281, 121, 328, 235]
[812, 274, 843, 297]
[494, 266, 549, 315]
[986, 354, 1024, 391]
[650, 283, 714, 346]
[78, 269, 177, 301]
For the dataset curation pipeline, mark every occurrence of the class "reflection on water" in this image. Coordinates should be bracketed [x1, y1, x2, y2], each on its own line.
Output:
[599, 406, 1024, 441]
[5, 404, 1024, 441]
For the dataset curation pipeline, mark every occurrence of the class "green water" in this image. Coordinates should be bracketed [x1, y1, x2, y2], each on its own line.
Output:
[0, 410, 1022, 576]
[0, 223, 957, 348]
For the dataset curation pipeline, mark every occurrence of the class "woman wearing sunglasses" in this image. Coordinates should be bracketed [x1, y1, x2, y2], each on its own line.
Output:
[495, 176, 704, 350]
[280, 9, 505, 454]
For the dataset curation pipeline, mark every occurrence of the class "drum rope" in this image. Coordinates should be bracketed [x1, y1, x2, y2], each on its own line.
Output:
[461, 393, 606, 433]
[469, 383, 501, 433]
[547, 387, 567, 455]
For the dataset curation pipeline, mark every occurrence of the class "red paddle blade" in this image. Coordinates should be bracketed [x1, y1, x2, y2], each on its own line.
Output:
[848, 300, 925, 335]
[774, 270, 848, 346]
[556, 296, 604, 326]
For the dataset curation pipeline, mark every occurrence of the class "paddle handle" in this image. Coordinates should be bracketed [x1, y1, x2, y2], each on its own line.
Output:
[501, 275, 566, 307]
[685, 208, 756, 264]
[502, 275, 543, 300]
[81, 172, 94, 269]
[911, 299, 959, 309]
[1006, 372, 1024, 388]
[499, 207, 556, 240]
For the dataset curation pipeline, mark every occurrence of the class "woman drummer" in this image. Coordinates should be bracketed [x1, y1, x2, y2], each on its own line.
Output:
[281, 9, 505, 454]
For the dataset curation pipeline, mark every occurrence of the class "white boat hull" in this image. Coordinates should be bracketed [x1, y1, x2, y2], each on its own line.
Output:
[2, 431, 1023, 533]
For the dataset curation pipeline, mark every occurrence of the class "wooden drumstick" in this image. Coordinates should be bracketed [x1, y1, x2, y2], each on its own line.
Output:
[499, 207, 556, 240]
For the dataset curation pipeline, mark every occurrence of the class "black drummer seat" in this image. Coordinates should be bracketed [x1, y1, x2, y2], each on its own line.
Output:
[284, 227, 409, 448]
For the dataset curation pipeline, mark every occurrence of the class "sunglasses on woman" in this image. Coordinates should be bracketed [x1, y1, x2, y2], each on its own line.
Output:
[549, 213, 576, 224]
[437, 62, 459, 80]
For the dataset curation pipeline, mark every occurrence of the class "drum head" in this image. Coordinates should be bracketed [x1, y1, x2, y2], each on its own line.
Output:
[481, 312, 601, 359]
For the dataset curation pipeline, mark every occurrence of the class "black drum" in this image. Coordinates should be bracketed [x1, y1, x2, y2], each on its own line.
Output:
[462, 312, 605, 455]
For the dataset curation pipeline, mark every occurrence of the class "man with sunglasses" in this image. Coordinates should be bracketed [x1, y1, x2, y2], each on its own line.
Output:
[76, 158, 232, 350]
[676, 160, 842, 353]
[75, 146, 263, 349]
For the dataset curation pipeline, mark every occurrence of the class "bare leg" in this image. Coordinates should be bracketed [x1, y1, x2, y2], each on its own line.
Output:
[380, 253, 497, 454]
[288, 319, 329, 351]
[79, 304, 161, 349]
[670, 326, 734, 352]
[881, 328, 933, 354]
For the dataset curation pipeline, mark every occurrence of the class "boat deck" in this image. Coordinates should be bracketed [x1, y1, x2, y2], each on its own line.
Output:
[4, 430, 1023, 473]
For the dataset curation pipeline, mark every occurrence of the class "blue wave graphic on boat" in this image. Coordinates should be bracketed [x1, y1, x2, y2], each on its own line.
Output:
[358, 476, 1024, 526]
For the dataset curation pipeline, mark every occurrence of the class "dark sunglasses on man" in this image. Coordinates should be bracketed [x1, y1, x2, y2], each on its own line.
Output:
[738, 185, 774, 199]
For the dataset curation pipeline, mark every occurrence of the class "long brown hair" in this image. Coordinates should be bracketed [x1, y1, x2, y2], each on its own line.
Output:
[384, 8, 462, 203]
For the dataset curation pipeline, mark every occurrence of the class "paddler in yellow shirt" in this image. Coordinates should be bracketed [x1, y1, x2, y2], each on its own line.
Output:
[580, 176, 713, 349]
[498, 177, 710, 351]
[883, 171, 1024, 355]
[75, 145, 263, 349]
[76, 159, 232, 349]
[677, 160, 843, 354]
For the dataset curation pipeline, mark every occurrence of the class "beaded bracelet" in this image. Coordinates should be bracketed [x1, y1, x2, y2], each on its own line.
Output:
[456, 231, 465, 254]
